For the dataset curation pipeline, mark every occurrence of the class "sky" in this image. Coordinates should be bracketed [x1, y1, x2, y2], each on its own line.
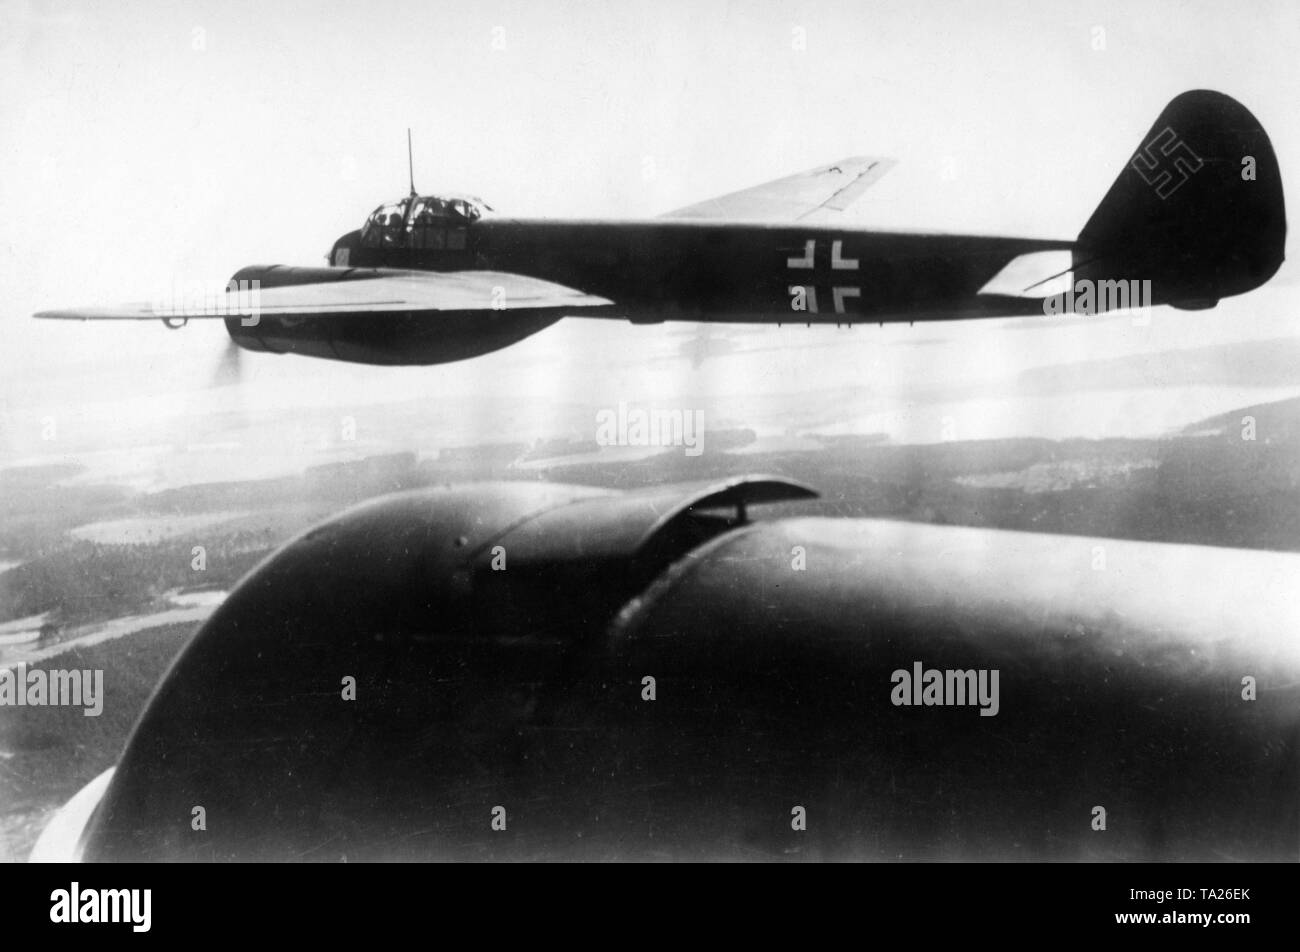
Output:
[2, 0, 1299, 482]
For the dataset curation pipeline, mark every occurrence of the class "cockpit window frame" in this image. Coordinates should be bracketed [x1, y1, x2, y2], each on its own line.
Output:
[359, 195, 489, 251]
[360, 199, 412, 249]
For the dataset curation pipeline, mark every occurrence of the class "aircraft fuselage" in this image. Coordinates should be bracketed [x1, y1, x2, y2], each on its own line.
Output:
[333, 218, 1066, 324]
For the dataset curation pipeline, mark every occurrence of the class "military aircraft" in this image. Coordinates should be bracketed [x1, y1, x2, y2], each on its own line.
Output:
[24, 90, 1296, 862]
[34, 90, 1285, 367]
[30, 474, 1300, 861]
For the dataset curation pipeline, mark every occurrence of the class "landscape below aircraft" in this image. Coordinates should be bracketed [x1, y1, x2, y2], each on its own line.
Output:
[36, 90, 1286, 365]
[31, 474, 1300, 860]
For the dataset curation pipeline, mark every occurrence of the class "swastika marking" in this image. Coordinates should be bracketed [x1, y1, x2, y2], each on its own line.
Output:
[1130, 126, 1203, 199]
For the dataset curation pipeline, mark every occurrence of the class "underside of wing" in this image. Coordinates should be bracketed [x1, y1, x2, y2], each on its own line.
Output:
[33, 267, 614, 321]
[662, 156, 895, 221]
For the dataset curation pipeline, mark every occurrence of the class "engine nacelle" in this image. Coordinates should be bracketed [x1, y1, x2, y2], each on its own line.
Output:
[35, 477, 1300, 862]
[223, 265, 559, 366]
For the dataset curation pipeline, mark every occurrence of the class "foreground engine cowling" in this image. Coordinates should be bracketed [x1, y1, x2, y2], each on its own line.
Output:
[43, 477, 1300, 861]
[223, 265, 560, 365]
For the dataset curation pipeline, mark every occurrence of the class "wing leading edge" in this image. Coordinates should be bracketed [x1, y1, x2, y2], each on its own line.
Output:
[662, 156, 896, 222]
[34, 267, 615, 322]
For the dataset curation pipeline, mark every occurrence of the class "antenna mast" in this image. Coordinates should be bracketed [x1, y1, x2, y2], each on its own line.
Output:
[407, 128, 416, 197]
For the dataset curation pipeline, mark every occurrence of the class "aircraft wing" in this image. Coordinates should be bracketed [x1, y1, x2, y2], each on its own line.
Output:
[662, 156, 895, 221]
[33, 267, 615, 321]
[45, 475, 1300, 861]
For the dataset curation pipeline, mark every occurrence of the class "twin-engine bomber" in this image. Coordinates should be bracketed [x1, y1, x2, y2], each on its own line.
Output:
[35, 90, 1285, 366]
[26, 88, 1296, 862]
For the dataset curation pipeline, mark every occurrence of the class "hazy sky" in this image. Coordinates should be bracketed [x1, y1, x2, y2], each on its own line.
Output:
[2, 0, 1299, 477]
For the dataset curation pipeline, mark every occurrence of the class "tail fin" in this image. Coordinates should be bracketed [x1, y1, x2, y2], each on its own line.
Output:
[1077, 90, 1285, 309]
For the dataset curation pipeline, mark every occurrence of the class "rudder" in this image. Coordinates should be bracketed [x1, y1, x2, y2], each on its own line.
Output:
[1077, 90, 1285, 309]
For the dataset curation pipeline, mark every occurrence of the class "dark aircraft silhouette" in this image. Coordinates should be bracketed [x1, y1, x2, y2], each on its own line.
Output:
[24, 92, 1295, 860]
[31, 474, 1300, 861]
[35, 90, 1285, 366]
